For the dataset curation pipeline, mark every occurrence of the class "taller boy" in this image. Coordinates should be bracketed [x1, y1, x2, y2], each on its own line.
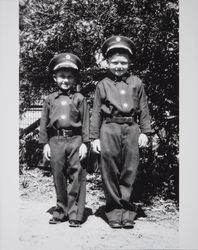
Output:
[39, 53, 89, 227]
[90, 36, 152, 228]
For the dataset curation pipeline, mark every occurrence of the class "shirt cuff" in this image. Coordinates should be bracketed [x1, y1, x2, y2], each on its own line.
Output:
[140, 129, 154, 135]
[89, 131, 99, 139]
[39, 138, 49, 144]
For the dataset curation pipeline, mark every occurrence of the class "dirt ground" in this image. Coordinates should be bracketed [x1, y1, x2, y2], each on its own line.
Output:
[19, 169, 179, 250]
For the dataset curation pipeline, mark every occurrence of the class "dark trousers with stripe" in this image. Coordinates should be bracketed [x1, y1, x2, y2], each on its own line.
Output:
[49, 135, 86, 222]
[100, 122, 140, 223]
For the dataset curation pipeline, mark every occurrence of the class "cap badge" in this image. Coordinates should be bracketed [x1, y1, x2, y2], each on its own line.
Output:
[116, 37, 121, 42]
[65, 54, 71, 59]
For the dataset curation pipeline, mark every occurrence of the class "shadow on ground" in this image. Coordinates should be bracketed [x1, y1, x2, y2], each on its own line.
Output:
[46, 206, 93, 224]
[94, 204, 147, 226]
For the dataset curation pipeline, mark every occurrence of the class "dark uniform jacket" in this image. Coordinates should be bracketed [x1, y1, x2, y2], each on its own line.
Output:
[90, 73, 152, 139]
[39, 90, 89, 144]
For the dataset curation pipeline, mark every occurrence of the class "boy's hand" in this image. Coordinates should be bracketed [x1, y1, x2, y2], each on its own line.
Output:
[43, 143, 51, 161]
[138, 133, 149, 148]
[92, 139, 101, 154]
[79, 143, 88, 161]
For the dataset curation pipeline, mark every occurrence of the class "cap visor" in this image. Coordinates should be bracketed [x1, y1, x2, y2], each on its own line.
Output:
[53, 62, 78, 71]
[106, 44, 133, 55]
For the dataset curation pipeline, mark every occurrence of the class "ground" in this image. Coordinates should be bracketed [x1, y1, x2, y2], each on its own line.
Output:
[19, 168, 179, 250]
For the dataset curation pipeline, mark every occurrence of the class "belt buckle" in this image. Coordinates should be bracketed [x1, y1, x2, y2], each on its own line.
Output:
[62, 129, 67, 137]
[128, 117, 133, 124]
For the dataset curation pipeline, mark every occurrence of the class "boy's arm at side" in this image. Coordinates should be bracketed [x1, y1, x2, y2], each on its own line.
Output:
[39, 97, 51, 159]
[90, 86, 102, 140]
[138, 83, 152, 136]
[79, 97, 89, 160]
[79, 97, 90, 144]
[90, 85, 102, 153]
[39, 97, 50, 144]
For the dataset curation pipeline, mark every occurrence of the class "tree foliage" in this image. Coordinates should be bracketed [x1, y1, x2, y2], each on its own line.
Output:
[19, 0, 179, 201]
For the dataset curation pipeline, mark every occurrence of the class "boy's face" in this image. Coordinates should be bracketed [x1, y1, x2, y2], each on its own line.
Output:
[107, 54, 130, 77]
[53, 68, 76, 91]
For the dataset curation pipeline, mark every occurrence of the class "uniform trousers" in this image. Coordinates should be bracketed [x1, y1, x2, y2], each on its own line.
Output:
[100, 122, 140, 223]
[49, 135, 86, 222]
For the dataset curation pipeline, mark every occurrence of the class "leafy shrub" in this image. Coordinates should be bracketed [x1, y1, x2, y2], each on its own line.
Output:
[19, 128, 43, 172]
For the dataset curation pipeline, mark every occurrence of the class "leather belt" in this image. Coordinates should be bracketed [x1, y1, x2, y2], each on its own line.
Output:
[50, 128, 81, 138]
[105, 117, 134, 124]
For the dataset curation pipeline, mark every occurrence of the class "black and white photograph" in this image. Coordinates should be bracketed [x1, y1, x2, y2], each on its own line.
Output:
[1, 0, 198, 250]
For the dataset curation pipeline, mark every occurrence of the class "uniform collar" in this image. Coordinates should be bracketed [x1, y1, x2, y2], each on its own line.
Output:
[54, 89, 74, 99]
[107, 72, 130, 84]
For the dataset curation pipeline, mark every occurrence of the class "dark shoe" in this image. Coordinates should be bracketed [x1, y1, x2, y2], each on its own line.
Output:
[49, 218, 62, 224]
[122, 220, 134, 229]
[69, 220, 81, 228]
[109, 221, 122, 229]
[49, 215, 67, 224]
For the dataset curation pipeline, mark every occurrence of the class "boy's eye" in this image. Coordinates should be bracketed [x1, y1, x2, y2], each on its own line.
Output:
[60, 75, 69, 79]
[112, 62, 128, 65]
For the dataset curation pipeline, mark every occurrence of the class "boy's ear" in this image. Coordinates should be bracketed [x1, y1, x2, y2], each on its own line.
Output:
[106, 58, 110, 65]
[53, 74, 57, 82]
[128, 58, 132, 65]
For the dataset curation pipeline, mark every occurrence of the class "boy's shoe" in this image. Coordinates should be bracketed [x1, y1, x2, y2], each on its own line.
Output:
[49, 215, 67, 224]
[69, 220, 81, 228]
[50, 206, 67, 223]
[122, 220, 134, 229]
[49, 218, 62, 224]
[109, 221, 122, 229]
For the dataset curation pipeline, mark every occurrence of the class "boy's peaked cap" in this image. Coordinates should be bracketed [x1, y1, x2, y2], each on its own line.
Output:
[101, 35, 135, 58]
[49, 53, 82, 72]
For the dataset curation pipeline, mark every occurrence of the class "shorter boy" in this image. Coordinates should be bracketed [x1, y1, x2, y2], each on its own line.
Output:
[90, 36, 152, 228]
[39, 53, 89, 227]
